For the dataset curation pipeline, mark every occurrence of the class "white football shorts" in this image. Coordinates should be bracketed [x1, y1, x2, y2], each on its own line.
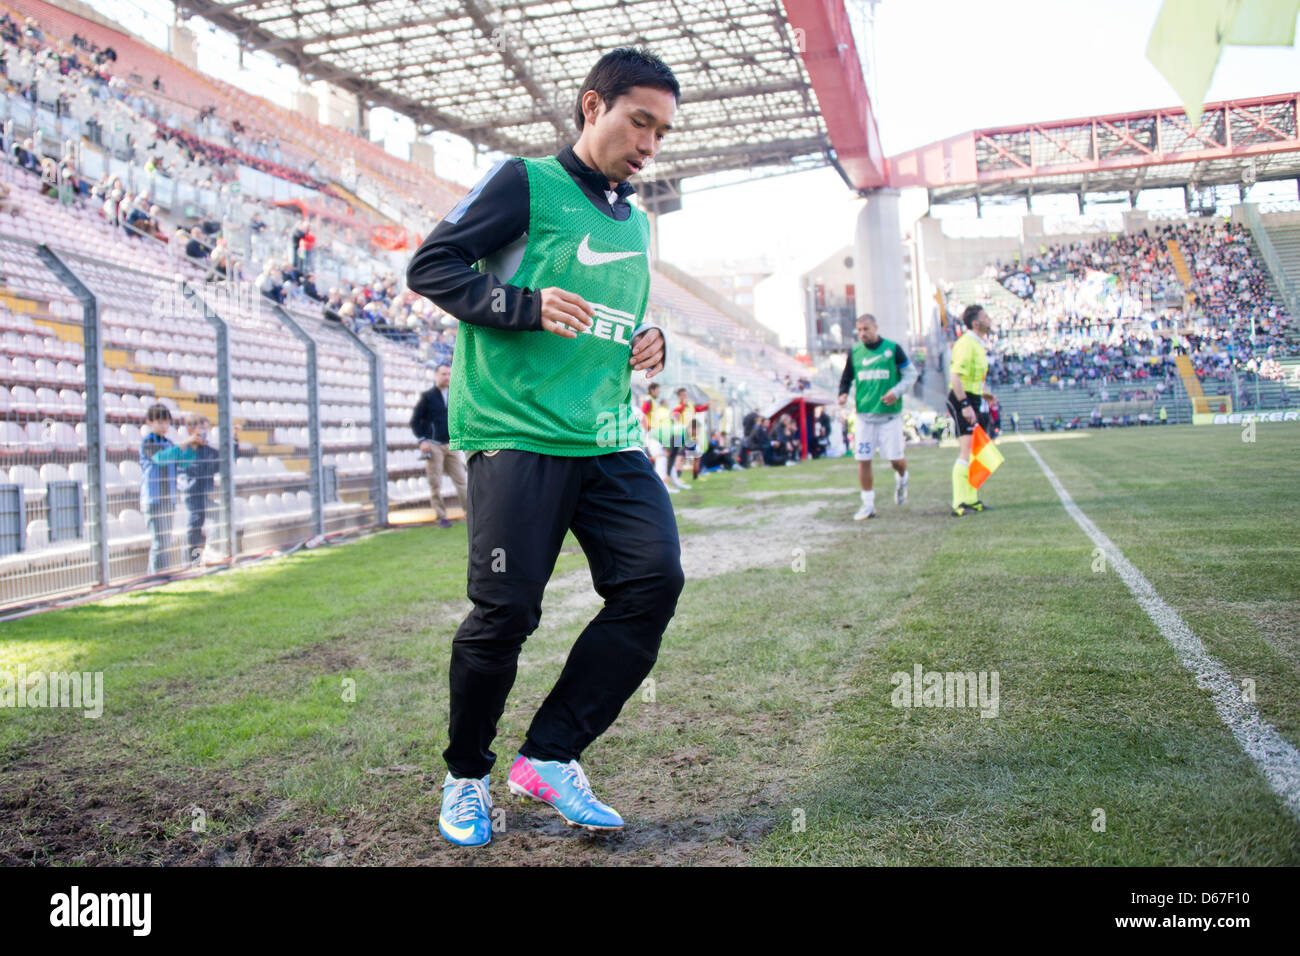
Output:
[853, 414, 905, 462]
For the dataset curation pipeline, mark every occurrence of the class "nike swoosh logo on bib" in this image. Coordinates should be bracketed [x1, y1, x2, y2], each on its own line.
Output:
[576, 234, 643, 266]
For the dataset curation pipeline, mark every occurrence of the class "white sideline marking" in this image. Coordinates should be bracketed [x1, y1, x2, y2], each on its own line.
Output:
[1020, 438, 1300, 821]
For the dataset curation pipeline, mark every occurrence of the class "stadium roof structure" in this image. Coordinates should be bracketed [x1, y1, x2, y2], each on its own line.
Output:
[173, 0, 889, 205]
[888, 93, 1300, 206]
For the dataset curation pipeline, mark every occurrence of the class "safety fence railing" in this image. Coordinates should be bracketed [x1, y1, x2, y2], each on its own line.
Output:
[1240, 203, 1300, 321]
[0, 232, 408, 611]
[282, 300, 386, 537]
[360, 331, 440, 518]
[0, 234, 103, 604]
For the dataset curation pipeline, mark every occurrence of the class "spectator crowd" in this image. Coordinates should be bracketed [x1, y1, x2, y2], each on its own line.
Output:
[966, 221, 1296, 390]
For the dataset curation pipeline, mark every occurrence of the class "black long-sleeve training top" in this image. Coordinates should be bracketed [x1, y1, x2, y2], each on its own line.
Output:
[405, 144, 662, 351]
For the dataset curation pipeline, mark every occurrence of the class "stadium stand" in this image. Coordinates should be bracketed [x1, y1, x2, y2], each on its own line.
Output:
[1253, 213, 1300, 341]
[0, 0, 462, 226]
[0, 0, 846, 607]
[942, 217, 1299, 423]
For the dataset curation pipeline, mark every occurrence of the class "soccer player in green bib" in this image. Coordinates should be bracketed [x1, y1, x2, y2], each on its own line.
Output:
[406, 48, 683, 848]
[947, 304, 996, 516]
[837, 313, 918, 520]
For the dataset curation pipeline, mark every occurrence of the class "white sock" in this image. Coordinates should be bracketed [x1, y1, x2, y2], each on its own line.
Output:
[898, 470, 908, 483]
[861, 490, 874, 509]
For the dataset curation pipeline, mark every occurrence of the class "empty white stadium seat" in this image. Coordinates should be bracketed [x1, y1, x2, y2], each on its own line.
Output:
[1, 422, 26, 451]
[118, 459, 144, 485]
[35, 387, 62, 416]
[104, 424, 128, 452]
[23, 423, 53, 454]
[118, 509, 147, 536]
[38, 463, 70, 484]
[25, 519, 50, 551]
[9, 465, 41, 491]
[58, 388, 85, 415]
[51, 423, 79, 452]
[9, 385, 38, 415]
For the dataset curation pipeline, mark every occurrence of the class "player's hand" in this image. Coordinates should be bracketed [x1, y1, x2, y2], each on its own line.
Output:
[630, 327, 664, 378]
[837, 393, 847, 406]
[962, 406, 977, 425]
[881, 389, 898, 405]
[418, 440, 432, 455]
[539, 287, 593, 338]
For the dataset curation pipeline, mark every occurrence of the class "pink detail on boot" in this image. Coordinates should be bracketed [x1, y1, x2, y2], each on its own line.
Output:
[509, 755, 559, 803]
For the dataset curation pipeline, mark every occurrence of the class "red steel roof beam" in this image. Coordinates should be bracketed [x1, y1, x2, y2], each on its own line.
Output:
[782, 0, 887, 191]
[887, 92, 1300, 189]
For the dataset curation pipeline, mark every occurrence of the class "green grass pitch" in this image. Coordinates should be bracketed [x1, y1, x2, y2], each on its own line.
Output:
[2, 424, 1297, 865]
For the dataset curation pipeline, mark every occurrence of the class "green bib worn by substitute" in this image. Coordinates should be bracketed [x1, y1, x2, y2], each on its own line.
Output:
[448, 155, 651, 456]
[850, 338, 903, 415]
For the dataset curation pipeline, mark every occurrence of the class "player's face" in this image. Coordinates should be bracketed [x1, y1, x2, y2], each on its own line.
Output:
[583, 85, 676, 184]
[435, 366, 451, 389]
[856, 319, 878, 345]
[974, 310, 992, 335]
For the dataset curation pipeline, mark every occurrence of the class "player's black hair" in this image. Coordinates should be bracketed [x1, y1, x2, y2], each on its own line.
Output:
[961, 304, 985, 328]
[145, 403, 171, 423]
[574, 47, 680, 132]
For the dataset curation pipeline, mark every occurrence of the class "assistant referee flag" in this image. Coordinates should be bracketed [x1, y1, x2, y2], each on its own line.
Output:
[969, 425, 1004, 489]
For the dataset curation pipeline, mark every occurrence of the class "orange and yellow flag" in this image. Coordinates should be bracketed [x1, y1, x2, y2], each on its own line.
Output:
[969, 425, 1004, 489]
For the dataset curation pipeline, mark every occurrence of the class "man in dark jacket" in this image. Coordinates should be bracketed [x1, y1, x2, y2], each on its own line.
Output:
[699, 430, 736, 471]
[745, 416, 772, 466]
[410, 363, 467, 528]
[769, 416, 792, 465]
[302, 272, 326, 302]
[815, 406, 832, 458]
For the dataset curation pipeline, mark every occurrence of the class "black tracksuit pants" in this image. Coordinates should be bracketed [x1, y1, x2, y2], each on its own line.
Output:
[443, 448, 684, 779]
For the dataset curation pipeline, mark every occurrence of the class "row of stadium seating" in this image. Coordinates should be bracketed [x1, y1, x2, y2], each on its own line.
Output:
[2, 0, 462, 225]
[0, 0, 837, 609]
